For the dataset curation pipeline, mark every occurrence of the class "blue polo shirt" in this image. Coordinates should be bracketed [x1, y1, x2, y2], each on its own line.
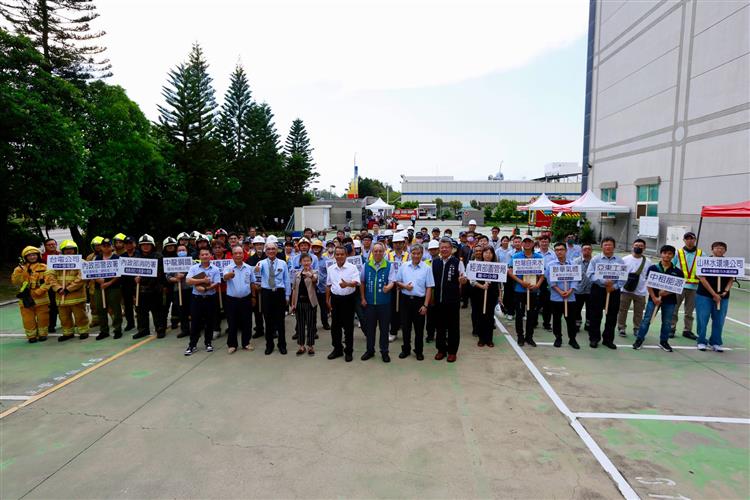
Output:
[223, 261, 253, 298]
[509, 250, 545, 294]
[187, 262, 221, 296]
[396, 261, 435, 297]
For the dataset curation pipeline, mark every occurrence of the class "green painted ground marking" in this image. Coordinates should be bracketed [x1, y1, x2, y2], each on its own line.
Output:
[0, 458, 15, 471]
[130, 370, 152, 378]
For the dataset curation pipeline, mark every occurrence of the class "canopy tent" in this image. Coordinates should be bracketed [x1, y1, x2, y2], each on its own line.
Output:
[697, 200, 750, 245]
[552, 189, 630, 213]
[365, 197, 394, 211]
[517, 193, 559, 211]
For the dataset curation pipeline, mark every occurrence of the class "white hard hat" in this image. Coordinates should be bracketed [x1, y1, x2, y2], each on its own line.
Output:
[383, 229, 393, 236]
[252, 236, 265, 244]
[428, 239, 440, 250]
[396, 223, 405, 231]
[266, 235, 278, 243]
[353, 240, 362, 248]
[469, 219, 477, 226]
[393, 232, 405, 243]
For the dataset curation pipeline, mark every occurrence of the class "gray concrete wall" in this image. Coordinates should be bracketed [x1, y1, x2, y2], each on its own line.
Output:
[587, 0, 750, 259]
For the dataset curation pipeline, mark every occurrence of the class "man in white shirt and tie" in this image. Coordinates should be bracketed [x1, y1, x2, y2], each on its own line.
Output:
[256, 242, 291, 355]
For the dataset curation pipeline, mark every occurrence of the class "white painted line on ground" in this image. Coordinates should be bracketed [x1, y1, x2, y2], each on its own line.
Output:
[0, 395, 32, 401]
[530, 341, 739, 351]
[574, 412, 750, 425]
[726, 316, 750, 329]
[499, 320, 639, 500]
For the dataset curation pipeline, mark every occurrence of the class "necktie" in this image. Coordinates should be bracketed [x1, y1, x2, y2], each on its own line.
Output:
[268, 260, 276, 289]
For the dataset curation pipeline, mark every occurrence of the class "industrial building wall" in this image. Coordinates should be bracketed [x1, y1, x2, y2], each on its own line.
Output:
[401, 180, 581, 203]
[587, 0, 749, 258]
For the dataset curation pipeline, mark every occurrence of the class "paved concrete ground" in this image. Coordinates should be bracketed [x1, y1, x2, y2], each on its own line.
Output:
[1, 288, 748, 499]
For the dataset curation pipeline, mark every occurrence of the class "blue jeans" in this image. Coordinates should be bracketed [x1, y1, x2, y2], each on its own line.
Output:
[695, 294, 728, 346]
[636, 300, 675, 342]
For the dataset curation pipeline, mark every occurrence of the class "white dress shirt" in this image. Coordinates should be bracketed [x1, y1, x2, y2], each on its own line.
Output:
[326, 262, 361, 296]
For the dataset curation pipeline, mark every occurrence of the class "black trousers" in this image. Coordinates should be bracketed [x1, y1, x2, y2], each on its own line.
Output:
[48, 289, 58, 332]
[425, 304, 436, 339]
[401, 295, 426, 354]
[262, 289, 287, 350]
[435, 301, 460, 355]
[226, 295, 252, 348]
[572, 293, 590, 332]
[514, 291, 539, 339]
[162, 286, 175, 327]
[122, 282, 135, 326]
[190, 294, 216, 347]
[172, 288, 191, 335]
[389, 289, 401, 335]
[470, 287, 483, 336]
[331, 293, 356, 355]
[502, 283, 515, 316]
[537, 283, 552, 328]
[551, 301, 577, 339]
[588, 285, 620, 345]
[316, 291, 329, 327]
[365, 303, 391, 354]
[136, 290, 165, 335]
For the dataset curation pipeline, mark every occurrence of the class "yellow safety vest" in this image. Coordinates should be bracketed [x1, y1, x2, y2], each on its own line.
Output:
[677, 248, 702, 284]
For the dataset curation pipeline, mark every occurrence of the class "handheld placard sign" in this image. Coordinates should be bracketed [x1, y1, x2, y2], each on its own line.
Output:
[81, 259, 121, 309]
[467, 261, 508, 313]
[163, 257, 193, 305]
[513, 258, 544, 311]
[696, 257, 744, 311]
[47, 254, 82, 270]
[593, 263, 628, 314]
[119, 257, 158, 307]
[549, 264, 582, 317]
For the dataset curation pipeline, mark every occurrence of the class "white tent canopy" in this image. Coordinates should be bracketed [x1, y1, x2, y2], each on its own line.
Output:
[517, 193, 559, 211]
[552, 189, 630, 213]
[366, 197, 394, 211]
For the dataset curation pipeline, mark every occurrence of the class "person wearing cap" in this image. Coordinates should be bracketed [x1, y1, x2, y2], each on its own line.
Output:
[431, 227, 441, 241]
[255, 242, 292, 355]
[310, 239, 331, 330]
[86, 236, 104, 329]
[289, 237, 319, 272]
[120, 236, 138, 331]
[395, 244, 434, 360]
[324, 240, 336, 259]
[92, 238, 122, 340]
[41, 238, 60, 333]
[113, 233, 128, 256]
[176, 232, 190, 250]
[586, 237, 626, 349]
[12, 245, 50, 343]
[245, 236, 266, 339]
[326, 246, 361, 362]
[184, 247, 221, 355]
[45, 240, 89, 341]
[670, 231, 702, 340]
[387, 232, 410, 342]
[133, 234, 167, 340]
[360, 233, 373, 260]
[432, 238, 467, 362]
[214, 229, 229, 250]
[508, 236, 545, 347]
[352, 239, 362, 256]
[360, 242, 396, 362]
[223, 245, 256, 353]
[536, 234, 555, 332]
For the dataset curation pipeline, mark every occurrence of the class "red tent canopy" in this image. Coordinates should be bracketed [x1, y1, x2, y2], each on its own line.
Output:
[700, 200, 750, 218]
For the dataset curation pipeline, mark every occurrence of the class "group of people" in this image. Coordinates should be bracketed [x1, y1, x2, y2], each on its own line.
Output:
[12, 222, 735, 362]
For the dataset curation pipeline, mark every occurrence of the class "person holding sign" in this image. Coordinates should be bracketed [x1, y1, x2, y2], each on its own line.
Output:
[695, 241, 733, 352]
[133, 234, 166, 340]
[432, 238, 467, 362]
[256, 242, 292, 355]
[184, 248, 221, 356]
[508, 236, 544, 347]
[360, 242, 397, 362]
[545, 243, 580, 349]
[93, 238, 122, 340]
[223, 245, 256, 354]
[45, 240, 89, 341]
[633, 245, 684, 352]
[670, 232, 702, 340]
[586, 237, 625, 350]
[469, 247, 501, 348]
[166, 244, 192, 339]
[11, 246, 50, 343]
[395, 244, 434, 360]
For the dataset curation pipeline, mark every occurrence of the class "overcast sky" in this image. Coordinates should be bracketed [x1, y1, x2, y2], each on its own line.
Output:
[98, 0, 589, 193]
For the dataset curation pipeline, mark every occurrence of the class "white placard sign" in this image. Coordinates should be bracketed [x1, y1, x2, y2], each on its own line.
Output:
[347, 256, 364, 272]
[162, 256, 193, 274]
[593, 262, 629, 281]
[47, 254, 82, 270]
[212, 259, 232, 272]
[512, 258, 545, 275]
[696, 257, 745, 277]
[80, 259, 121, 280]
[549, 263, 582, 282]
[645, 271, 685, 295]
[465, 261, 508, 282]
[119, 257, 158, 277]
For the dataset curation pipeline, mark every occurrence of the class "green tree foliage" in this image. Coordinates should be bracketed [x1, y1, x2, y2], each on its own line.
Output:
[550, 215, 581, 243]
[283, 118, 318, 212]
[491, 199, 525, 223]
[358, 176, 389, 199]
[1, 0, 111, 81]
[216, 64, 252, 161]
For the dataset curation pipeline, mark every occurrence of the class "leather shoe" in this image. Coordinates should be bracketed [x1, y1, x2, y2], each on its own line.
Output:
[589, 341, 598, 348]
[345, 353, 353, 362]
[398, 351, 409, 359]
[264, 347, 274, 355]
[434, 351, 446, 361]
[517, 337, 525, 346]
[553, 337, 562, 348]
[327, 351, 343, 360]
[447, 354, 457, 363]
[415, 352, 424, 361]
[279, 346, 288, 355]
[322, 323, 331, 330]
[603, 342, 617, 350]
[361, 351, 375, 361]
[382, 353, 391, 363]
[252, 332, 264, 338]
[569, 339, 580, 349]
[525, 337, 537, 347]
[132, 332, 149, 340]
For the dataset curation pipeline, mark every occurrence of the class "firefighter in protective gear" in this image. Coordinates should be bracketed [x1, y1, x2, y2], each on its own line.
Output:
[87, 236, 105, 328]
[45, 240, 90, 341]
[176, 232, 190, 249]
[12, 246, 51, 342]
[162, 237, 179, 329]
[113, 233, 128, 256]
[133, 234, 167, 339]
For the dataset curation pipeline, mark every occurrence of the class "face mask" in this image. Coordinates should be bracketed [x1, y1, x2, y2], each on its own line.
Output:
[177, 250, 188, 257]
[633, 247, 643, 255]
[567, 238, 574, 243]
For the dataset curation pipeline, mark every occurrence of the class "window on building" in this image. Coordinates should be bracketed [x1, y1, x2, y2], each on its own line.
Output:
[636, 184, 658, 218]
[601, 187, 616, 218]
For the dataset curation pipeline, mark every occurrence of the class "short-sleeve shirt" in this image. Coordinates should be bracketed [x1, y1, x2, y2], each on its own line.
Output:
[327, 262, 361, 296]
[509, 250, 544, 293]
[187, 263, 221, 296]
[396, 261, 435, 297]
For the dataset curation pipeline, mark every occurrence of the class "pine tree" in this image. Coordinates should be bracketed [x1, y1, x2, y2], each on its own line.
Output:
[216, 64, 253, 161]
[1, 0, 111, 80]
[283, 118, 318, 209]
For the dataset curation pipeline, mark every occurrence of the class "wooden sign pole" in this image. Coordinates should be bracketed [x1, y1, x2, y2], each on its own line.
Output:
[61, 270, 67, 305]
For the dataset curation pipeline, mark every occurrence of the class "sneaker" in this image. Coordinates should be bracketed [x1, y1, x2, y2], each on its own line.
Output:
[697, 343, 707, 351]
[184, 346, 197, 356]
[618, 330, 627, 337]
[632, 338, 644, 350]
[206, 344, 214, 352]
[659, 340, 673, 352]
[712, 344, 724, 353]
[388, 334, 396, 342]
